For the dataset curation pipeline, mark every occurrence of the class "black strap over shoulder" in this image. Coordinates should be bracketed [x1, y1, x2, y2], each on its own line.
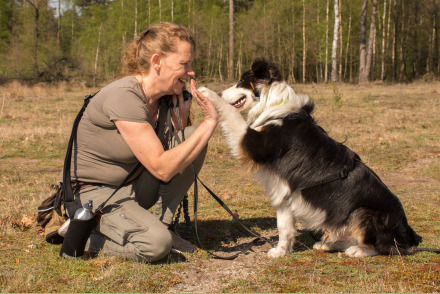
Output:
[62, 93, 95, 218]
[61, 93, 170, 218]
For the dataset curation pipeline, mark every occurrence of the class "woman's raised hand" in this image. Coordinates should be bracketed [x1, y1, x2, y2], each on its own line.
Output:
[190, 79, 219, 127]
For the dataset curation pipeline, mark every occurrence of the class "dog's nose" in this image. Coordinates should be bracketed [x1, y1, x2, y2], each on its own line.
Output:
[218, 92, 222, 97]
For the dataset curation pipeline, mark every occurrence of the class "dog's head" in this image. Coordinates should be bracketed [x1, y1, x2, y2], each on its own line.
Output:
[220, 57, 283, 114]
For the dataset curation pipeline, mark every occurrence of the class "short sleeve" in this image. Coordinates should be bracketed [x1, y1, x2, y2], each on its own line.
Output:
[103, 88, 148, 123]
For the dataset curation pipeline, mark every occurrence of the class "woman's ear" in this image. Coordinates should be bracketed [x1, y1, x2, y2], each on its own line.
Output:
[151, 54, 161, 71]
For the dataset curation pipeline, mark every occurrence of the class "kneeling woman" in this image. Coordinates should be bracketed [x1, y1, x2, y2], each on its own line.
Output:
[67, 22, 218, 262]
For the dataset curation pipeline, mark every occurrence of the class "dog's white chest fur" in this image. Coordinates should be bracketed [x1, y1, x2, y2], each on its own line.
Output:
[256, 167, 326, 230]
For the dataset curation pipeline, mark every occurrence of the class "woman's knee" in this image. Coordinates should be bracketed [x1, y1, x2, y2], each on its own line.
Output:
[133, 226, 172, 262]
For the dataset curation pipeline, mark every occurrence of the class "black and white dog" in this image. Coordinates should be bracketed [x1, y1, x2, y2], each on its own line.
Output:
[199, 58, 424, 258]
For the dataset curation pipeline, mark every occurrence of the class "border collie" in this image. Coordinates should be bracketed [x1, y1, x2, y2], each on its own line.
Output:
[199, 58, 424, 258]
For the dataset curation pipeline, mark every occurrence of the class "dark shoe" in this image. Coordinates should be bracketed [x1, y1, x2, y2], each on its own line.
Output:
[170, 230, 197, 253]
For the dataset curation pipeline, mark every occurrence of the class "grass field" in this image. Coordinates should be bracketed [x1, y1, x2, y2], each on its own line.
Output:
[0, 80, 439, 292]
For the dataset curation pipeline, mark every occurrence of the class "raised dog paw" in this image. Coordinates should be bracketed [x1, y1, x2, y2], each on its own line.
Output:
[267, 247, 288, 258]
[345, 245, 378, 258]
[198, 87, 220, 102]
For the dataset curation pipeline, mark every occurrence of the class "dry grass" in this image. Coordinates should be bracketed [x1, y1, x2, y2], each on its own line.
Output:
[0, 80, 439, 292]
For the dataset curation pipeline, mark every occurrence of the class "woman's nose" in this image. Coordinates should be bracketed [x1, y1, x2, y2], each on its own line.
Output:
[187, 65, 195, 76]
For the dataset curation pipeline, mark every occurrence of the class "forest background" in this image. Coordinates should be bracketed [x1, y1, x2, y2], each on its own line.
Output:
[1, 0, 439, 85]
[1, 1, 440, 292]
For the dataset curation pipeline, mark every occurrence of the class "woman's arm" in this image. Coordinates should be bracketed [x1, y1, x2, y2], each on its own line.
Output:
[115, 80, 218, 182]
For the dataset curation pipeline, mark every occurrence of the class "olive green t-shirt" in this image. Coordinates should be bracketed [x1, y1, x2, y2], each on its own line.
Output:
[71, 76, 154, 186]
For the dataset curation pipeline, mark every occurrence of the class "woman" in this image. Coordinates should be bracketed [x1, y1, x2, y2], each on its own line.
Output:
[69, 22, 218, 262]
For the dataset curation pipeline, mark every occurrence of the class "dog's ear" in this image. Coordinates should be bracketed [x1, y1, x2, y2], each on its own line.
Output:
[251, 57, 282, 83]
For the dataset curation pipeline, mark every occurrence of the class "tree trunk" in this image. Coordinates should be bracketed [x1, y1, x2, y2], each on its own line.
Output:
[25, 0, 40, 76]
[218, 40, 224, 82]
[171, 0, 174, 22]
[316, 0, 322, 82]
[344, 2, 352, 81]
[134, 0, 137, 39]
[331, 0, 340, 82]
[237, 33, 242, 77]
[411, 1, 419, 79]
[159, 0, 162, 22]
[399, 1, 408, 81]
[187, 0, 190, 29]
[325, 0, 329, 82]
[71, 2, 74, 43]
[372, 22, 377, 81]
[263, 0, 267, 55]
[429, 10, 438, 75]
[302, 0, 306, 82]
[207, 17, 213, 77]
[365, 0, 378, 81]
[358, 0, 368, 83]
[381, 0, 388, 81]
[387, 0, 393, 80]
[338, 0, 343, 80]
[228, 0, 234, 80]
[289, 1, 296, 83]
[57, 0, 60, 46]
[121, 0, 125, 50]
[392, 0, 398, 82]
[94, 22, 103, 86]
[276, 1, 282, 67]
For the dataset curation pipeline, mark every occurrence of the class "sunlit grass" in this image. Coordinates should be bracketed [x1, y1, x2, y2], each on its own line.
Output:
[1, 80, 439, 292]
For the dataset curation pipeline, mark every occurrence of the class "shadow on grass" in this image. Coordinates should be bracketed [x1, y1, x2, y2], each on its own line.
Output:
[172, 217, 322, 255]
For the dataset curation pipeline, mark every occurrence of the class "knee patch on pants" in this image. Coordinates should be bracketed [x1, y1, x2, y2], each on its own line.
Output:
[96, 203, 172, 261]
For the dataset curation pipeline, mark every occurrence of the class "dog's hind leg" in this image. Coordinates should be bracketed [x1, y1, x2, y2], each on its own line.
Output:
[345, 244, 379, 257]
[268, 206, 297, 258]
[313, 236, 357, 253]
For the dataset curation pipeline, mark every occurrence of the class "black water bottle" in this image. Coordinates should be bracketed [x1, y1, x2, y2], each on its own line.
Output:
[60, 200, 97, 258]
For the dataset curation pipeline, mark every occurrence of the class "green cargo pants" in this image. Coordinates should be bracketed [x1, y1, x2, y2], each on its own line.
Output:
[75, 126, 206, 262]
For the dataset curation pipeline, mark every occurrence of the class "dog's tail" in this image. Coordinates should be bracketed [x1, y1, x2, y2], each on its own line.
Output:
[413, 247, 440, 254]
[362, 208, 424, 256]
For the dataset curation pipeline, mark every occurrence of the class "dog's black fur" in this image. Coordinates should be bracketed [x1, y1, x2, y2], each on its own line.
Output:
[242, 100, 422, 255]
[199, 58, 436, 257]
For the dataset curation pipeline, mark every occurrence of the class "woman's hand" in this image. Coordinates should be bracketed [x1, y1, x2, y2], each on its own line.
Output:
[190, 79, 219, 127]
[115, 80, 218, 183]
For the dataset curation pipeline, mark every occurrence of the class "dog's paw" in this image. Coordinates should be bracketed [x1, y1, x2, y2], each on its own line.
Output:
[198, 87, 220, 102]
[313, 241, 332, 251]
[267, 247, 288, 258]
[345, 245, 378, 258]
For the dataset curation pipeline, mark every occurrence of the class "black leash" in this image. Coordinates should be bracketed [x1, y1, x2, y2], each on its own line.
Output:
[170, 99, 273, 259]
[192, 172, 274, 260]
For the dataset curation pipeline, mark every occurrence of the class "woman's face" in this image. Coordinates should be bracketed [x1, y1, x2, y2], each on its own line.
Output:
[158, 40, 195, 95]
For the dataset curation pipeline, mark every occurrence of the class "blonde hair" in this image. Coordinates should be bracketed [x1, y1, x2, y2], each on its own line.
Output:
[121, 22, 195, 76]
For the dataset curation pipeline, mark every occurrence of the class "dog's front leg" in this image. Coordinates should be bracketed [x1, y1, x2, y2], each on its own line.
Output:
[198, 87, 249, 159]
[268, 206, 297, 258]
